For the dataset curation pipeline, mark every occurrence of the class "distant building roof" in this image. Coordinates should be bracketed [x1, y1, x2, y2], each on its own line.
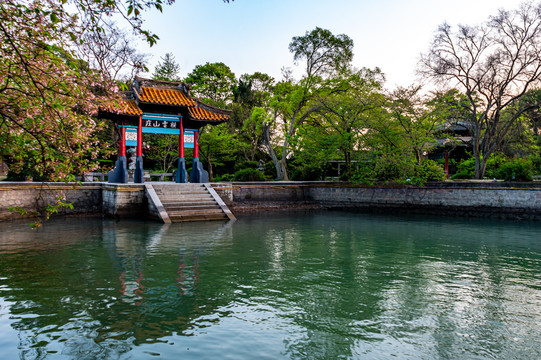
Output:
[434, 119, 471, 134]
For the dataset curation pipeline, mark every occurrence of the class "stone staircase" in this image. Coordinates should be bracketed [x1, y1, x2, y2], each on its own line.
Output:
[146, 183, 235, 223]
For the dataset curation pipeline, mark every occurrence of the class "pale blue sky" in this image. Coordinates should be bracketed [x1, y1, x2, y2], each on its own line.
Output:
[139, 0, 526, 89]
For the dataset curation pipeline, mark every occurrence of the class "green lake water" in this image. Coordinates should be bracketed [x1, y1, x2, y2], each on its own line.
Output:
[0, 211, 540, 359]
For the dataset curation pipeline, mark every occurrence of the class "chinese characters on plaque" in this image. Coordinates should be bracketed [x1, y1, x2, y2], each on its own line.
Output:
[144, 120, 179, 129]
[184, 132, 194, 144]
[125, 130, 138, 142]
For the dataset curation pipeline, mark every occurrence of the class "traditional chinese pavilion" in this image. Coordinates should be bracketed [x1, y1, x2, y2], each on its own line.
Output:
[99, 77, 231, 184]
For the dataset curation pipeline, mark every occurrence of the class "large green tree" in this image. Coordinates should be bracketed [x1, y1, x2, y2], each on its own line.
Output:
[385, 86, 444, 165]
[230, 72, 275, 162]
[310, 67, 386, 178]
[420, 1, 541, 178]
[143, 134, 179, 173]
[264, 27, 354, 180]
[198, 124, 239, 181]
[185, 62, 236, 106]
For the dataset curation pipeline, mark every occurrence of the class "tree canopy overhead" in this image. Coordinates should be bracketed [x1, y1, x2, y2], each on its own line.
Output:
[289, 27, 354, 80]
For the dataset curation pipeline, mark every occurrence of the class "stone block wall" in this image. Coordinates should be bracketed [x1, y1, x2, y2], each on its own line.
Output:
[102, 184, 146, 218]
[231, 182, 541, 220]
[233, 182, 310, 202]
[211, 183, 233, 205]
[0, 182, 102, 220]
[308, 185, 541, 217]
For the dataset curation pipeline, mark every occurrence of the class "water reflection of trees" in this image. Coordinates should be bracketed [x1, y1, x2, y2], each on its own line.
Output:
[0, 214, 540, 359]
[227, 213, 541, 359]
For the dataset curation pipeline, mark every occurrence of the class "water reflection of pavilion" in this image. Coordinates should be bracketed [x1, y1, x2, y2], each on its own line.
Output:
[100, 220, 234, 340]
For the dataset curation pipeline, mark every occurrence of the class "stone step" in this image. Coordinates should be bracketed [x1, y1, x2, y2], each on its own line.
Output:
[153, 185, 207, 189]
[168, 208, 224, 216]
[157, 195, 212, 200]
[154, 187, 208, 194]
[164, 204, 221, 211]
[148, 184, 233, 223]
[158, 194, 214, 200]
[153, 185, 206, 190]
[157, 187, 209, 191]
[155, 192, 208, 197]
[154, 187, 209, 192]
[164, 204, 220, 210]
[161, 199, 217, 205]
[168, 213, 229, 222]
[163, 201, 214, 205]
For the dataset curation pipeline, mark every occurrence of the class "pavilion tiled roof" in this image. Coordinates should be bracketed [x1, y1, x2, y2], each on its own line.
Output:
[189, 101, 230, 121]
[136, 86, 196, 107]
[189, 106, 228, 121]
[100, 77, 230, 124]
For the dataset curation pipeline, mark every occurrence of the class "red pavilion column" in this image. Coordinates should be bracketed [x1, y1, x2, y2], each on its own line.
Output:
[194, 130, 199, 158]
[134, 115, 144, 183]
[136, 115, 143, 157]
[175, 116, 188, 183]
[179, 117, 185, 158]
[107, 125, 128, 183]
[119, 127, 126, 157]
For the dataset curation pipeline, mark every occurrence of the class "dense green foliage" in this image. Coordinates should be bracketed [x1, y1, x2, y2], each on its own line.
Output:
[233, 168, 265, 182]
[453, 154, 537, 182]
[494, 159, 534, 182]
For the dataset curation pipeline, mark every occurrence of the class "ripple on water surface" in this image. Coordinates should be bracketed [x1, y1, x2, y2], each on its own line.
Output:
[0, 213, 540, 359]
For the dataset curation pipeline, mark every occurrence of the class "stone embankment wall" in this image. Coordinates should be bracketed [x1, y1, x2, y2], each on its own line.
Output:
[0, 182, 103, 220]
[231, 181, 541, 220]
[102, 184, 147, 218]
[230, 183, 320, 213]
[0, 182, 234, 222]
[1, 181, 541, 222]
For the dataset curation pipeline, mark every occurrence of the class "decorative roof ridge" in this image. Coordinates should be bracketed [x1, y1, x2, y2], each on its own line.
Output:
[134, 76, 191, 95]
[131, 85, 141, 103]
[194, 98, 232, 116]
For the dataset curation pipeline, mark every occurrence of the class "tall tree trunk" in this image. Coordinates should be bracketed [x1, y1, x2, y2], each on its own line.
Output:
[280, 159, 289, 181]
[262, 122, 284, 180]
[279, 109, 300, 182]
[207, 158, 213, 181]
[415, 148, 422, 165]
[473, 153, 482, 179]
[472, 122, 484, 179]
